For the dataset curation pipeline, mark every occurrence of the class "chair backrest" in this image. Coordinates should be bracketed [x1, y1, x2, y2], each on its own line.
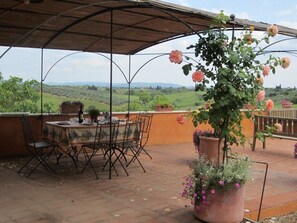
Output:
[137, 113, 153, 145]
[94, 122, 119, 145]
[20, 115, 35, 145]
[118, 121, 142, 145]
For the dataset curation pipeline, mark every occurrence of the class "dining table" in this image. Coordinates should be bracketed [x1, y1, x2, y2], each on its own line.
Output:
[43, 119, 141, 177]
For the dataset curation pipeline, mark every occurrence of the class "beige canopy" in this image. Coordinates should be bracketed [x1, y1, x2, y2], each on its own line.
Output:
[1, 0, 297, 55]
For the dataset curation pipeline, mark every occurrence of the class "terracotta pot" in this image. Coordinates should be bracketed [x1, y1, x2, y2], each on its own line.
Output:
[194, 186, 245, 223]
[155, 105, 173, 112]
[198, 137, 223, 165]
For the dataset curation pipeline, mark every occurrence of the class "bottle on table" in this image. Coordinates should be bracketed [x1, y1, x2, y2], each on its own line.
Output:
[78, 105, 84, 124]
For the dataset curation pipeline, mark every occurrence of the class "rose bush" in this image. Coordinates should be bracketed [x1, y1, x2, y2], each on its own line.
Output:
[170, 12, 290, 159]
[170, 11, 290, 212]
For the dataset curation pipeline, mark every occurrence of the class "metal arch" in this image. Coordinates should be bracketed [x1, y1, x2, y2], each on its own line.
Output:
[42, 51, 126, 82]
[256, 37, 297, 56]
[129, 52, 200, 84]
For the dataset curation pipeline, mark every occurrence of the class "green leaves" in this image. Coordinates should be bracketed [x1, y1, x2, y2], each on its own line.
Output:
[182, 64, 192, 75]
[0, 73, 39, 112]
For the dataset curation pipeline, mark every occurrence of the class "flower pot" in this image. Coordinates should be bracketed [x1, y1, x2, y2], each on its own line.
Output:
[155, 105, 173, 112]
[194, 186, 245, 223]
[198, 137, 223, 165]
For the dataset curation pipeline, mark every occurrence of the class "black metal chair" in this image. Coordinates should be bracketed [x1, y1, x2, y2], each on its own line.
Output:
[80, 122, 118, 179]
[117, 121, 145, 172]
[18, 115, 58, 177]
[134, 113, 153, 159]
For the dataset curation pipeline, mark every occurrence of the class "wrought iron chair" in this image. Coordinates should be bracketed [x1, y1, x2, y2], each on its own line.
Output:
[18, 115, 58, 177]
[134, 113, 153, 159]
[80, 122, 119, 179]
[117, 121, 145, 172]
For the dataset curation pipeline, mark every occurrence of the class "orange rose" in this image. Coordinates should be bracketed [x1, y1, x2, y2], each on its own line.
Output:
[192, 71, 204, 82]
[169, 50, 183, 64]
[281, 57, 290, 69]
[176, 114, 186, 124]
[274, 123, 282, 133]
[265, 99, 274, 111]
[262, 65, 270, 76]
[267, 24, 278, 37]
[246, 35, 252, 45]
[256, 90, 265, 102]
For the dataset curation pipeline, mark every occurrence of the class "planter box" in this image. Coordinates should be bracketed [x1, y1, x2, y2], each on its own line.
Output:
[281, 100, 293, 109]
[155, 105, 173, 112]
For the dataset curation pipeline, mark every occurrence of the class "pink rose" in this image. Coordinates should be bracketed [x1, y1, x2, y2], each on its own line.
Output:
[176, 114, 186, 125]
[192, 71, 204, 82]
[267, 24, 278, 37]
[281, 57, 290, 69]
[265, 99, 274, 111]
[274, 123, 282, 133]
[256, 77, 264, 85]
[262, 65, 270, 76]
[169, 50, 183, 64]
[256, 90, 265, 102]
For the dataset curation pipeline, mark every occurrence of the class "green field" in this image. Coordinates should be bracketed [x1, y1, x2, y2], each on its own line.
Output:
[40, 85, 297, 113]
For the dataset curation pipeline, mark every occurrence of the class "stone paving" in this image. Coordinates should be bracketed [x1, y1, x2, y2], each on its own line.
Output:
[0, 138, 296, 223]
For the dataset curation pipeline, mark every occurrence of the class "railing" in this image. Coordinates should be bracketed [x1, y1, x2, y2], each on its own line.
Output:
[252, 115, 297, 151]
[269, 109, 297, 118]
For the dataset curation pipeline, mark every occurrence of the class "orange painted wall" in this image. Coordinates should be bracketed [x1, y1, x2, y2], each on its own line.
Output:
[0, 111, 256, 157]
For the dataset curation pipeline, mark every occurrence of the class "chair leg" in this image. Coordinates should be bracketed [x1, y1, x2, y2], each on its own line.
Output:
[126, 147, 146, 173]
[102, 150, 119, 176]
[18, 147, 56, 177]
[18, 156, 34, 174]
[81, 147, 99, 180]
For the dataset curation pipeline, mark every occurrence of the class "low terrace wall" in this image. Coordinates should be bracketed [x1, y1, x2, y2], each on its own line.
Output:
[0, 111, 255, 158]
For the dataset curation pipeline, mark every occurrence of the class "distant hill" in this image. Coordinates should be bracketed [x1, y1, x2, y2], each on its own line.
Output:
[46, 81, 188, 88]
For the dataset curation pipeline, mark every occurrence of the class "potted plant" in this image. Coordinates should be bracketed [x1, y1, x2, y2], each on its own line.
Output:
[182, 155, 251, 223]
[154, 94, 173, 111]
[193, 129, 222, 164]
[88, 107, 100, 123]
[170, 11, 291, 222]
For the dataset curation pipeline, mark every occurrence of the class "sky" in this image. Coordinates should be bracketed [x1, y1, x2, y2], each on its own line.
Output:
[0, 0, 297, 88]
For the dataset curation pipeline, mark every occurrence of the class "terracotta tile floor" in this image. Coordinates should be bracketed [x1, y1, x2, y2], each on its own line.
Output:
[0, 138, 296, 223]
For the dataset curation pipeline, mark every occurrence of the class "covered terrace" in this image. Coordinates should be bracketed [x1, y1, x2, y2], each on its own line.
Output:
[0, 0, 297, 222]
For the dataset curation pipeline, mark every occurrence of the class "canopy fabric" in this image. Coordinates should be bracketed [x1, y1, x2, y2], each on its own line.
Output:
[1, 0, 297, 55]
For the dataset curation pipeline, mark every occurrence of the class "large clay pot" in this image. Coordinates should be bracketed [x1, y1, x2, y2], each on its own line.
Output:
[194, 186, 245, 223]
[198, 137, 223, 165]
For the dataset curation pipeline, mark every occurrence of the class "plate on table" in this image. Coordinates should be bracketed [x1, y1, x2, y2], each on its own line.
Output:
[82, 122, 95, 126]
[57, 121, 71, 125]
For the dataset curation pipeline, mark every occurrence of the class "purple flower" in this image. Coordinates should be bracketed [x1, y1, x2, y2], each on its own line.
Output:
[210, 189, 215, 194]
[218, 180, 224, 186]
[201, 190, 206, 195]
[193, 192, 198, 197]
[235, 183, 240, 189]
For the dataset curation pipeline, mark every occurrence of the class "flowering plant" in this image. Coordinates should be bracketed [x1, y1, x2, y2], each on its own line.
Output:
[171, 11, 291, 210]
[170, 12, 290, 161]
[182, 155, 251, 208]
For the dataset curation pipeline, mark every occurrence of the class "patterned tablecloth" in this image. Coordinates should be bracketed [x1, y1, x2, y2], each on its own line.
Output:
[43, 121, 140, 154]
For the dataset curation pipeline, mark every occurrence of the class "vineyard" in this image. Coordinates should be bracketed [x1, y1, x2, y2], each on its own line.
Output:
[41, 84, 297, 113]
